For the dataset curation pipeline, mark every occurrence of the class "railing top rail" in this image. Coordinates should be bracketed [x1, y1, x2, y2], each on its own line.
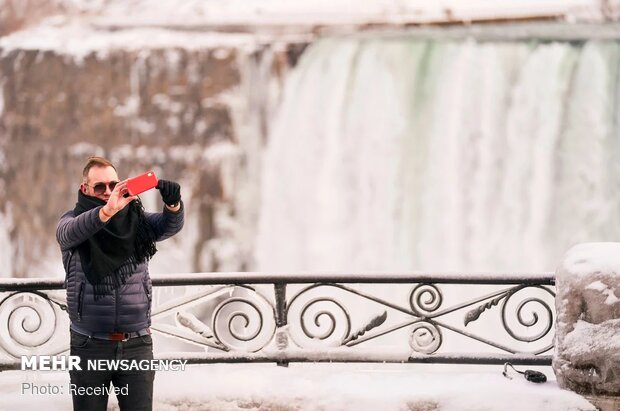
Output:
[0, 271, 555, 291]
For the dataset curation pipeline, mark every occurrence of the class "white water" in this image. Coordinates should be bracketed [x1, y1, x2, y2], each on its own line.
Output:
[256, 37, 620, 272]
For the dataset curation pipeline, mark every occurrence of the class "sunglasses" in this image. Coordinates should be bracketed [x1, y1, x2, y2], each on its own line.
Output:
[87, 181, 119, 195]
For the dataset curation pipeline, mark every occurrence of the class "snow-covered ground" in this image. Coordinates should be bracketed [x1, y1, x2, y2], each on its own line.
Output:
[0, 364, 597, 411]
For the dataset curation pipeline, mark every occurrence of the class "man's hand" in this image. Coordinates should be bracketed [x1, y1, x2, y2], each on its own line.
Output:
[100, 180, 137, 222]
[157, 180, 181, 207]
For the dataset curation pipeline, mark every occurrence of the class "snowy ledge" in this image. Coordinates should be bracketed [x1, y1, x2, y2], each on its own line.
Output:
[23, 0, 619, 29]
[559, 242, 620, 278]
[0, 22, 312, 62]
[3, 21, 620, 65]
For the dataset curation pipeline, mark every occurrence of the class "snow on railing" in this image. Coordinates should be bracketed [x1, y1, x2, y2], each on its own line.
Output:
[0, 272, 555, 371]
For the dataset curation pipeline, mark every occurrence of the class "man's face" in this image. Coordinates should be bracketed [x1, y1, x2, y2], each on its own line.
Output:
[81, 166, 120, 202]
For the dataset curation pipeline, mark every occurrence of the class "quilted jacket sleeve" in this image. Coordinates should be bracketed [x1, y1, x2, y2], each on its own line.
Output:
[145, 201, 185, 242]
[56, 208, 107, 251]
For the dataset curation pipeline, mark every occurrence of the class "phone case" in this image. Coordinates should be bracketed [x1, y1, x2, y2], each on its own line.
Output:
[126, 171, 158, 196]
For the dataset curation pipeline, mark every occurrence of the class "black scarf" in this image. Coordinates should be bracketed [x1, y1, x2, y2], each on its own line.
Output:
[74, 191, 157, 299]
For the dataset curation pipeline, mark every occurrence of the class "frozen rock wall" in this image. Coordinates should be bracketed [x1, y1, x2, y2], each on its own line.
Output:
[554, 242, 620, 396]
[0, 29, 304, 277]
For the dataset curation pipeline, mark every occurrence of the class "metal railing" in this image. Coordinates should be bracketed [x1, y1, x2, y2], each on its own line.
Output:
[0, 272, 556, 371]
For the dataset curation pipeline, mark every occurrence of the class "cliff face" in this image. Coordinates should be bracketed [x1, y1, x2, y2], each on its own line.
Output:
[0, 29, 306, 277]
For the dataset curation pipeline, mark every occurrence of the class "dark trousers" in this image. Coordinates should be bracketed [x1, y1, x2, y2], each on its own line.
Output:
[69, 330, 155, 411]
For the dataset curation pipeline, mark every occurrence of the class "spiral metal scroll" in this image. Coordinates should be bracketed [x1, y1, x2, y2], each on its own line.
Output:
[288, 294, 352, 348]
[212, 292, 275, 352]
[0, 292, 62, 358]
[409, 321, 442, 354]
[301, 298, 351, 340]
[410, 284, 443, 316]
[501, 286, 555, 343]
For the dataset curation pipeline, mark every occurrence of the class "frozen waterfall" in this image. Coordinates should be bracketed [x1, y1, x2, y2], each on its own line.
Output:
[255, 37, 620, 272]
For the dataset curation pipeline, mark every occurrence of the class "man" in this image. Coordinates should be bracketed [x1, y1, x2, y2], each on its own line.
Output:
[56, 156, 184, 411]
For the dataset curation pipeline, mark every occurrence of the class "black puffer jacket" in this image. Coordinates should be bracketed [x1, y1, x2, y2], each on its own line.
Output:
[56, 203, 184, 332]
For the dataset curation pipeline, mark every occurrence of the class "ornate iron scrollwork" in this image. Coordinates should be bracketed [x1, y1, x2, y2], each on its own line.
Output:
[343, 311, 387, 345]
[464, 285, 555, 344]
[212, 290, 276, 352]
[464, 292, 506, 326]
[410, 284, 443, 316]
[409, 321, 442, 354]
[502, 287, 554, 343]
[297, 297, 351, 345]
[0, 274, 557, 368]
[0, 291, 65, 357]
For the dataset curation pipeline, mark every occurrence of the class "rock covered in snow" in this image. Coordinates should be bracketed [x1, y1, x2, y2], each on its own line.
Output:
[553, 242, 620, 396]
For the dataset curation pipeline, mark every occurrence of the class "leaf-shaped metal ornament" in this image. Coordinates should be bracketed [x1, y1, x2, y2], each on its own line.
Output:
[343, 311, 388, 344]
[464, 292, 511, 327]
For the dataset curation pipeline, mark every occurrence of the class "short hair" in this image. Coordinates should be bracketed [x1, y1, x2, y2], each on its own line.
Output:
[82, 156, 116, 182]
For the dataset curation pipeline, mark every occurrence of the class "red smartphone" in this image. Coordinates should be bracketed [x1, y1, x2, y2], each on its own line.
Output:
[126, 171, 158, 196]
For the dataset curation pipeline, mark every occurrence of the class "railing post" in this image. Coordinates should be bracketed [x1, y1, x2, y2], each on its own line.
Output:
[274, 282, 289, 367]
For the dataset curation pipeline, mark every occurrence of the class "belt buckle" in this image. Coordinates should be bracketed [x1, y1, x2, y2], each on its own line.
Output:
[110, 332, 129, 341]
